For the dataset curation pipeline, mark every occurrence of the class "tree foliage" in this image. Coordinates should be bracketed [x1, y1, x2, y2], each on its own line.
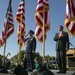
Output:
[11, 50, 56, 64]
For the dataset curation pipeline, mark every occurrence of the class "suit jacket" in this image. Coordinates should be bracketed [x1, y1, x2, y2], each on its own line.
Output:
[26, 36, 36, 53]
[54, 31, 69, 51]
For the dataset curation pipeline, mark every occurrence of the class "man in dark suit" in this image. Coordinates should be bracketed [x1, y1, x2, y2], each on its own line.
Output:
[25, 30, 36, 72]
[53, 25, 69, 74]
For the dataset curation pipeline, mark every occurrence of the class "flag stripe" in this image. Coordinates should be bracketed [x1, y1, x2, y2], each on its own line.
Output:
[64, 0, 75, 37]
[15, 0, 26, 48]
[0, 0, 14, 47]
[35, 0, 50, 43]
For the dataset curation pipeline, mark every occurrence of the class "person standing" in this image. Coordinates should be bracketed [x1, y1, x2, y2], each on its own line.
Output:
[53, 25, 69, 74]
[25, 30, 36, 72]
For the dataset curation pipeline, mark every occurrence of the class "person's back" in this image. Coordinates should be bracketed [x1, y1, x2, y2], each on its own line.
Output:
[32, 63, 55, 75]
[0, 55, 2, 68]
[14, 64, 28, 75]
[5, 59, 11, 69]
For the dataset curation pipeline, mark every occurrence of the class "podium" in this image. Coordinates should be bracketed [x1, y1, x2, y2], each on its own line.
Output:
[66, 48, 75, 69]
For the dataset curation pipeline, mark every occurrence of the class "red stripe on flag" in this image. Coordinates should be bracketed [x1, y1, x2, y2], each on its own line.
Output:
[35, 0, 50, 43]
[64, 0, 75, 36]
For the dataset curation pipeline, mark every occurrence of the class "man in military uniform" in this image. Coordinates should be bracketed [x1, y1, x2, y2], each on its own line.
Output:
[25, 30, 36, 72]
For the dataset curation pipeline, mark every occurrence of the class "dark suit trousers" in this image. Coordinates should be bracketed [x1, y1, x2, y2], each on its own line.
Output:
[26, 52, 34, 71]
[56, 50, 66, 72]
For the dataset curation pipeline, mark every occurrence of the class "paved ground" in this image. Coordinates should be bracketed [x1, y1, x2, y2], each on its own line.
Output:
[0, 70, 75, 75]
[51, 70, 75, 75]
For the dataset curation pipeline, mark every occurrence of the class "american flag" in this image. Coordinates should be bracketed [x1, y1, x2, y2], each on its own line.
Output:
[64, 0, 75, 37]
[35, 0, 50, 43]
[0, 0, 14, 47]
[15, 0, 26, 48]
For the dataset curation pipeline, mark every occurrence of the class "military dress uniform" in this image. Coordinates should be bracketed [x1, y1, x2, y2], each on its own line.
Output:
[26, 35, 36, 71]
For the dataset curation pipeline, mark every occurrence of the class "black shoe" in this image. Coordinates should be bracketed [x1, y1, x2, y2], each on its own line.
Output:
[57, 71, 62, 74]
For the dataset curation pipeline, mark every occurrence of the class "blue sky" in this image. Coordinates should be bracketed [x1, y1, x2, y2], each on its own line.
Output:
[0, 0, 75, 59]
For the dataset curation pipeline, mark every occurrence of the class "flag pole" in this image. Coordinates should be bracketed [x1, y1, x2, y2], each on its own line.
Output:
[18, 18, 22, 65]
[42, 3, 45, 62]
[18, 37, 21, 64]
[18, 17, 23, 64]
[3, 40, 7, 66]
[3, 0, 11, 66]
[18, 0, 25, 64]
[42, 20, 45, 58]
